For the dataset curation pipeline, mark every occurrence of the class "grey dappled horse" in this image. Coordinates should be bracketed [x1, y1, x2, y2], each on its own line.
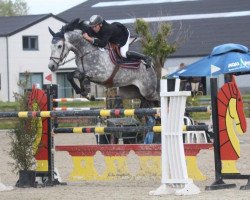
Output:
[48, 19, 159, 106]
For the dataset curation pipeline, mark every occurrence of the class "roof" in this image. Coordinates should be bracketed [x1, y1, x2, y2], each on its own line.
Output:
[0, 14, 67, 37]
[58, 0, 250, 57]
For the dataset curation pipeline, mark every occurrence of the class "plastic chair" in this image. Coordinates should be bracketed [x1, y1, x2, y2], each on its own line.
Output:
[183, 116, 208, 143]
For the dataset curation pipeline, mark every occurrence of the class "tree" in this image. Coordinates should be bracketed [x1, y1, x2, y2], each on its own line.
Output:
[0, 0, 28, 16]
[134, 19, 188, 79]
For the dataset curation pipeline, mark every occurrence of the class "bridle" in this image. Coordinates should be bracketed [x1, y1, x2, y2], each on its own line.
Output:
[49, 37, 99, 67]
[49, 38, 67, 65]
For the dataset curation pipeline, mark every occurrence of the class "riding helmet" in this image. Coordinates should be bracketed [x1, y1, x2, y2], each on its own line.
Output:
[89, 15, 103, 27]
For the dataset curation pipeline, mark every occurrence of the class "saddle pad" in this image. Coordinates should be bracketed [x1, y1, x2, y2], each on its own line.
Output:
[108, 43, 141, 69]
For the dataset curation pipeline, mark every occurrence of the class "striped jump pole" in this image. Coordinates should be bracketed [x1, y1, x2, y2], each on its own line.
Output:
[53, 125, 208, 134]
[0, 109, 158, 118]
[52, 106, 211, 112]
[53, 107, 101, 111]
[0, 107, 211, 118]
[185, 106, 211, 113]
[53, 97, 89, 102]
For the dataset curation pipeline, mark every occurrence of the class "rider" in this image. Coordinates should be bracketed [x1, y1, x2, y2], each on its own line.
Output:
[82, 15, 152, 69]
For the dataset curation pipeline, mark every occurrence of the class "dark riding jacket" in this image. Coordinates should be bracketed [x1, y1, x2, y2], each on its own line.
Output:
[90, 20, 129, 48]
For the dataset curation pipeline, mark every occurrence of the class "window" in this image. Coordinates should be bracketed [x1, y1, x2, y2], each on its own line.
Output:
[22, 36, 38, 50]
[19, 73, 43, 89]
[57, 73, 73, 98]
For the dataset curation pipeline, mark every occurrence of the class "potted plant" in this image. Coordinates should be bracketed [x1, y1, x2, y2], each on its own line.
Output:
[9, 75, 39, 188]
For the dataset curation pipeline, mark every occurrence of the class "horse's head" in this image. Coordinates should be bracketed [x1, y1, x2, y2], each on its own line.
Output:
[48, 27, 71, 72]
[227, 76, 247, 134]
[48, 18, 90, 72]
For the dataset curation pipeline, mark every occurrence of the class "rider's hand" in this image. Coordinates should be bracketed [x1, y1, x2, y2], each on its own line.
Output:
[83, 33, 93, 43]
[82, 32, 88, 38]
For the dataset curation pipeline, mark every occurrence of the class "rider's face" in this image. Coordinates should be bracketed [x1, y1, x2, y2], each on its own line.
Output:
[92, 24, 101, 33]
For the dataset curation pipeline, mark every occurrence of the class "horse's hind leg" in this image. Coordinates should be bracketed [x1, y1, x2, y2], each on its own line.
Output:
[140, 97, 160, 108]
[137, 84, 160, 102]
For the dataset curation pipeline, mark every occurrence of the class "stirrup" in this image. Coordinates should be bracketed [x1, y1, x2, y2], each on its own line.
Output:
[144, 59, 152, 69]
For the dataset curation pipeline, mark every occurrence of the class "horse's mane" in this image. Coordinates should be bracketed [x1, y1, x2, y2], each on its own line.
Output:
[61, 18, 90, 35]
[52, 18, 90, 38]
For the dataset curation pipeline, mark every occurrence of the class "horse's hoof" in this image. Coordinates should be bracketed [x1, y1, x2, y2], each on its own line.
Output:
[80, 92, 87, 97]
[75, 90, 81, 94]
[80, 91, 90, 98]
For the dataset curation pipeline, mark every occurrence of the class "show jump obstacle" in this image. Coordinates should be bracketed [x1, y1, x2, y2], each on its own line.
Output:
[0, 83, 211, 189]
[1, 76, 248, 193]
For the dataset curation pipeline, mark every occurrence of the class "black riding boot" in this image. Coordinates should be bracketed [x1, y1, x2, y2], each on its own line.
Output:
[126, 51, 152, 69]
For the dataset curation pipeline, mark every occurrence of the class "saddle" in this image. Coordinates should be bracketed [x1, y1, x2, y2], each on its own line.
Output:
[108, 43, 141, 69]
[103, 43, 141, 87]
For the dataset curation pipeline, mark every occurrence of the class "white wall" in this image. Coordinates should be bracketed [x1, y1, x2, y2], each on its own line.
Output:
[6, 17, 67, 101]
[164, 57, 203, 74]
[0, 38, 8, 101]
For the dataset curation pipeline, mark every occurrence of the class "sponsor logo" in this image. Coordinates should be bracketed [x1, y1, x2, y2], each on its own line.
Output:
[228, 59, 250, 71]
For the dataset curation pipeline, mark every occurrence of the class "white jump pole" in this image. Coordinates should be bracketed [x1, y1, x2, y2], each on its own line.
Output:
[149, 79, 200, 196]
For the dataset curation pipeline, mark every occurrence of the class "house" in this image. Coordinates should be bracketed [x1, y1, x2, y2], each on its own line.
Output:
[58, 0, 250, 94]
[0, 14, 67, 101]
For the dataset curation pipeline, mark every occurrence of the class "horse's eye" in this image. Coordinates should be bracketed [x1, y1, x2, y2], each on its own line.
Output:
[58, 45, 62, 49]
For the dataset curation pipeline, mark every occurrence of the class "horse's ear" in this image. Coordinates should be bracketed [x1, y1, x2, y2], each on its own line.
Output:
[48, 27, 55, 36]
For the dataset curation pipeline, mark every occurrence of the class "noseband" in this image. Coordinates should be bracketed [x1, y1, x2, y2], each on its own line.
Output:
[49, 38, 67, 65]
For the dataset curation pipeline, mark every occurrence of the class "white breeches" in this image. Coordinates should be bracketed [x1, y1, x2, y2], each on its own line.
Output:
[120, 30, 130, 58]
[191, 82, 199, 92]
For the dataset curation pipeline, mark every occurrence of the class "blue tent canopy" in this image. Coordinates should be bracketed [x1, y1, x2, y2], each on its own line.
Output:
[168, 43, 250, 78]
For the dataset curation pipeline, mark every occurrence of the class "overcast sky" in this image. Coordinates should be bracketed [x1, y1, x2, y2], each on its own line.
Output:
[24, 0, 86, 15]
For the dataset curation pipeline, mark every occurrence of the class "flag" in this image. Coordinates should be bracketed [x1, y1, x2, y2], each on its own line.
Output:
[45, 74, 52, 82]
[211, 65, 220, 74]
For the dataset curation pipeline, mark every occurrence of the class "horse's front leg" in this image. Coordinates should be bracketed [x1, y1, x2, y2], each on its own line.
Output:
[79, 77, 91, 97]
[67, 71, 82, 94]
[70, 70, 90, 97]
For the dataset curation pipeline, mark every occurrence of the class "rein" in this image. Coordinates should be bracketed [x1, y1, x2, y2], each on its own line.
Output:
[59, 57, 75, 66]
[60, 50, 95, 66]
